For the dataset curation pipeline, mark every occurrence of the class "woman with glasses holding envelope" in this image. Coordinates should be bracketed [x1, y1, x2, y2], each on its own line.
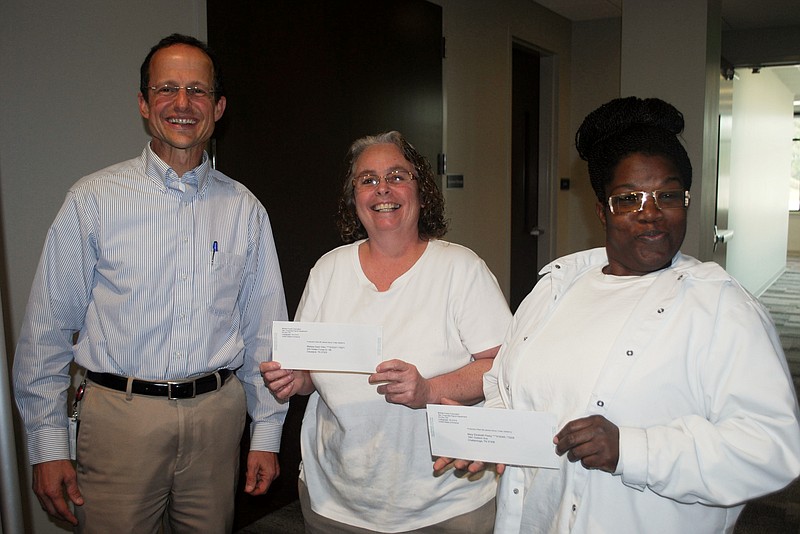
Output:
[262, 131, 511, 533]
[438, 96, 800, 533]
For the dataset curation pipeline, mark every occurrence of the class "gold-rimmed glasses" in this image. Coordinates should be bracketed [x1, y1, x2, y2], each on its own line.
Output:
[607, 190, 690, 214]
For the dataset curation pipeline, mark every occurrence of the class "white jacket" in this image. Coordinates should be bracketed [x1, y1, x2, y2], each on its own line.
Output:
[487, 248, 800, 533]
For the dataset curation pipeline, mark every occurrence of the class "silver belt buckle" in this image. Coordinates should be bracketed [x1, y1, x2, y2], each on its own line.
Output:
[167, 380, 196, 400]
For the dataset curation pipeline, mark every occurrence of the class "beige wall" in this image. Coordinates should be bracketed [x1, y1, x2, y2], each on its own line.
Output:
[789, 213, 800, 253]
[431, 0, 571, 297]
[620, 0, 722, 261]
[566, 17, 621, 254]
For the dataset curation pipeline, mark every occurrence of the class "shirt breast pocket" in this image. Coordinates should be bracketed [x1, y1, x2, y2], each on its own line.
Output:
[208, 252, 245, 316]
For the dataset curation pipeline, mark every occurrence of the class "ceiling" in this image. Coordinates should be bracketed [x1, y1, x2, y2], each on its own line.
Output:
[533, 0, 800, 29]
[532, 0, 800, 102]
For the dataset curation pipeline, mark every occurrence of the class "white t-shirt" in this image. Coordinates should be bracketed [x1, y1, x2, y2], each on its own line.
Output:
[296, 239, 512, 532]
[507, 266, 656, 532]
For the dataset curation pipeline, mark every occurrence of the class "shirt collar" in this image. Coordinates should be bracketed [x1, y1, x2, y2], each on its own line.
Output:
[143, 143, 212, 196]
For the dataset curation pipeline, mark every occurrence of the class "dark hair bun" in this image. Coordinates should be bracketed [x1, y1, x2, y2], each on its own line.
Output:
[575, 97, 685, 162]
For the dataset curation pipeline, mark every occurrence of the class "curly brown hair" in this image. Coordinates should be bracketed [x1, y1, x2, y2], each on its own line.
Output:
[336, 131, 448, 243]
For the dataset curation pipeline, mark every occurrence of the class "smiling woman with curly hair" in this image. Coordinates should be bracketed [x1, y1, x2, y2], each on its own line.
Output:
[261, 131, 511, 533]
[336, 130, 448, 243]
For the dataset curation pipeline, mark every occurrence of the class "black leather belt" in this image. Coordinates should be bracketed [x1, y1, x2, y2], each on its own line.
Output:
[86, 369, 232, 399]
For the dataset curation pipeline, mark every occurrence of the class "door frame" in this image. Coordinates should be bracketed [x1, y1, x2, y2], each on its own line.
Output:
[511, 38, 557, 279]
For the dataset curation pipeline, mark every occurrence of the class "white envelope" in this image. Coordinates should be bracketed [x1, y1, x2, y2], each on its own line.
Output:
[272, 321, 382, 373]
[426, 404, 560, 469]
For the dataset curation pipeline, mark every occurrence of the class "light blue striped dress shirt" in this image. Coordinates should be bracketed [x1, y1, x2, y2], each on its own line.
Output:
[14, 144, 288, 464]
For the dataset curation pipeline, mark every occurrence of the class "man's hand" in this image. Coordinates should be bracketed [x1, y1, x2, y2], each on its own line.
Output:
[244, 451, 279, 495]
[554, 415, 620, 473]
[32, 459, 83, 526]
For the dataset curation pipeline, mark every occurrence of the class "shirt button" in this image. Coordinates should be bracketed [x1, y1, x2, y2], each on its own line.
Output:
[572, 504, 577, 512]
[596, 400, 604, 407]
[513, 488, 519, 495]
[626, 350, 634, 356]
[180, 273, 188, 281]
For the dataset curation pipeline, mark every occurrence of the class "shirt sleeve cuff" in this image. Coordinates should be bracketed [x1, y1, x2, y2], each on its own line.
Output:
[249, 421, 284, 453]
[618, 426, 647, 491]
[27, 428, 70, 465]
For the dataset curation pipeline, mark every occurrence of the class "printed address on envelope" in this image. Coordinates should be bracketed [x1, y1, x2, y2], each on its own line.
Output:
[427, 404, 560, 468]
[272, 321, 383, 373]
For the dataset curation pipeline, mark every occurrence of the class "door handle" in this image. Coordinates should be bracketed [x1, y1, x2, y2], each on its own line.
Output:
[529, 227, 544, 237]
[713, 225, 734, 252]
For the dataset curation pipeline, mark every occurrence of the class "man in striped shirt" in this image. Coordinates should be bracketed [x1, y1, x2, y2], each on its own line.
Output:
[13, 34, 288, 533]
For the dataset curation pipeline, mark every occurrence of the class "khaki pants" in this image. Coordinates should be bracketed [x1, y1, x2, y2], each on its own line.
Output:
[299, 479, 496, 534]
[74, 375, 246, 534]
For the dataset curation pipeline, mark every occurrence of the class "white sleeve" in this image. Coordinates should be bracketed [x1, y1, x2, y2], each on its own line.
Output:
[452, 254, 511, 355]
[619, 289, 800, 505]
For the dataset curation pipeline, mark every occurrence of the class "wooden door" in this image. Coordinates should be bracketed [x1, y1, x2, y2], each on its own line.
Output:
[208, 0, 442, 317]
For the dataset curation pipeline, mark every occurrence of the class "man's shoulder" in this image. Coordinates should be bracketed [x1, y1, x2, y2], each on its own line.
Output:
[209, 170, 263, 203]
[70, 155, 145, 192]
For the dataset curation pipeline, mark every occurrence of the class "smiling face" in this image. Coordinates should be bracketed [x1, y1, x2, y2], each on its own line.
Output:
[353, 143, 421, 242]
[137, 43, 226, 175]
[596, 153, 687, 276]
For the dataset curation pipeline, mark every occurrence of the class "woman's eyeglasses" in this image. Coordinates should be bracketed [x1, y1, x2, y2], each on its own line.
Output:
[607, 190, 690, 214]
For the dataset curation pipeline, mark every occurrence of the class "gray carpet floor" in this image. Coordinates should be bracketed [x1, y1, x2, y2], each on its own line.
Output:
[237, 255, 800, 534]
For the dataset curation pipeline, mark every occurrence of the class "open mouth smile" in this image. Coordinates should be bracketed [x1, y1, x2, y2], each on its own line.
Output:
[372, 203, 400, 213]
[167, 117, 198, 125]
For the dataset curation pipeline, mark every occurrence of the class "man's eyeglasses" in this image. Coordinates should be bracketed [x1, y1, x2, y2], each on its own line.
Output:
[607, 190, 690, 215]
[148, 85, 216, 100]
[353, 170, 417, 190]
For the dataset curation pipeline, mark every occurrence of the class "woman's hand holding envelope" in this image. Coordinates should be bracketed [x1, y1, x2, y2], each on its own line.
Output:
[260, 361, 316, 399]
[430, 397, 506, 476]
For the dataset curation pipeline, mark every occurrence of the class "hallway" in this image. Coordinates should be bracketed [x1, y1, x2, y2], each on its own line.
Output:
[759, 254, 800, 391]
